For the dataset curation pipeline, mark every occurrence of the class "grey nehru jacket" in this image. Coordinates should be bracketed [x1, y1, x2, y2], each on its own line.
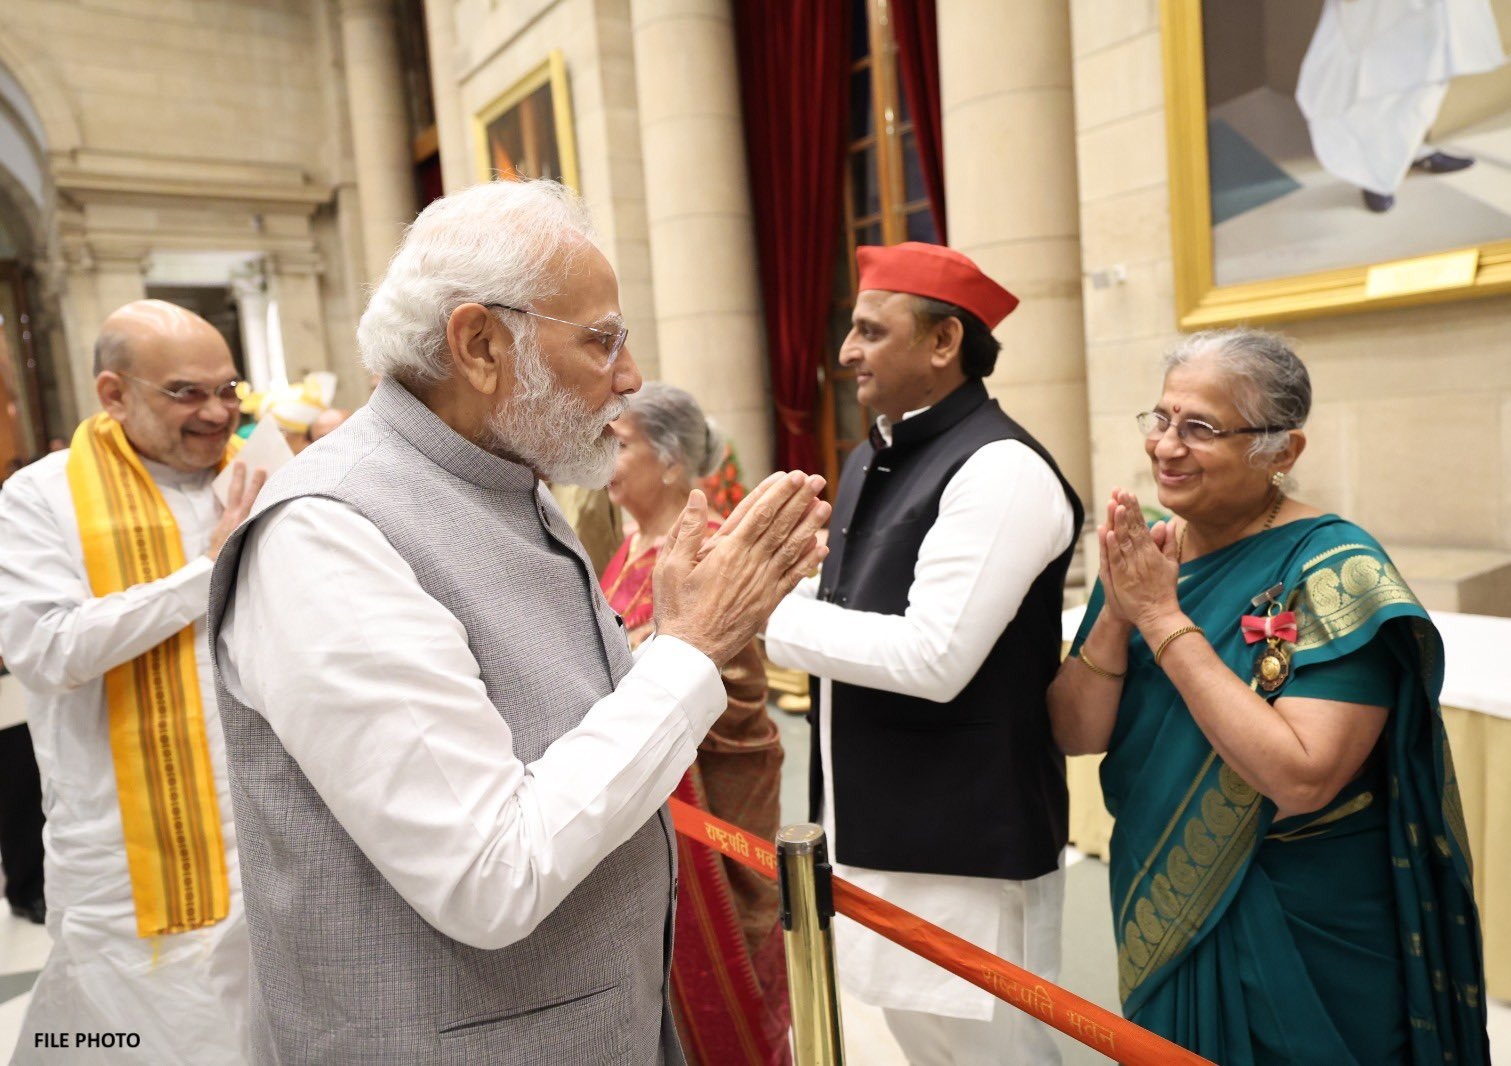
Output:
[207, 379, 683, 1064]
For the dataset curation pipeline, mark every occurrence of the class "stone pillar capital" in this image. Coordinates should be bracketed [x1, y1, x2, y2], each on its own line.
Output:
[67, 243, 151, 276]
[229, 260, 270, 301]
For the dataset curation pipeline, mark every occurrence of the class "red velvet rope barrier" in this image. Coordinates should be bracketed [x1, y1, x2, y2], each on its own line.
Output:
[668, 797, 1215, 1066]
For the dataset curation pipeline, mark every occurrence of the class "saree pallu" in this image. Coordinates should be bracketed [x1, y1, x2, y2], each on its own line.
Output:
[602, 534, 792, 1065]
[1073, 516, 1487, 1065]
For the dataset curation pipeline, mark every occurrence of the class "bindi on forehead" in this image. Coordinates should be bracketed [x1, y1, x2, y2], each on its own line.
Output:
[1172, 403, 1181, 414]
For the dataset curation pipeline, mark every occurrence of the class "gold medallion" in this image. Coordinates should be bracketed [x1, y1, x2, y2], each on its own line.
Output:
[1255, 642, 1290, 692]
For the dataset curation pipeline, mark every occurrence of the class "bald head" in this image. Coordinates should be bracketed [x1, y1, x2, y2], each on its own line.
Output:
[94, 299, 241, 473]
[94, 299, 226, 376]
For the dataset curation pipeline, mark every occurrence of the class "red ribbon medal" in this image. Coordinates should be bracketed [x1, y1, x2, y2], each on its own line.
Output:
[1240, 611, 1298, 644]
[1243, 610, 1296, 692]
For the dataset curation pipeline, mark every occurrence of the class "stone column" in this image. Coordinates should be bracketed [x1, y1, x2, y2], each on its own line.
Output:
[57, 268, 107, 422]
[268, 253, 360, 403]
[937, 0, 1091, 502]
[264, 302, 290, 388]
[422, 0, 472, 193]
[338, 0, 417, 286]
[94, 267, 148, 314]
[230, 264, 274, 390]
[631, 0, 773, 477]
[58, 247, 148, 418]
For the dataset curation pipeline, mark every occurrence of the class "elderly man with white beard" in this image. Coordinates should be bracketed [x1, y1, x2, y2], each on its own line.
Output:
[207, 179, 830, 1064]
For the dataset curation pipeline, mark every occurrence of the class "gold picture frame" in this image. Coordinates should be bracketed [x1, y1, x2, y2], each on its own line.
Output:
[473, 50, 580, 190]
[1161, 0, 1511, 328]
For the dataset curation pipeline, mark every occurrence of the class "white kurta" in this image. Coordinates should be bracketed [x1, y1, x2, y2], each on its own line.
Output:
[0, 451, 248, 1066]
[216, 494, 727, 950]
[764, 427, 1074, 1024]
[1297, 0, 1506, 194]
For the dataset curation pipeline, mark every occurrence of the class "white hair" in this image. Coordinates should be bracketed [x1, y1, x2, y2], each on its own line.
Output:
[357, 179, 597, 387]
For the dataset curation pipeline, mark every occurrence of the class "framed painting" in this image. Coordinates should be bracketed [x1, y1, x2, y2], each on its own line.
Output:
[1161, 0, 1511, 327]
[472, 50, 580, 190]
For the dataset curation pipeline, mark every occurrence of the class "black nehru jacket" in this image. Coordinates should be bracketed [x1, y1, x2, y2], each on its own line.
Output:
[812, 378, 1084, 881]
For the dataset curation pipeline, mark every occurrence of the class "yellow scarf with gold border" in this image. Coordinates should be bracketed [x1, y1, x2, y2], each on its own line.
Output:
[66, 412, 242, 937]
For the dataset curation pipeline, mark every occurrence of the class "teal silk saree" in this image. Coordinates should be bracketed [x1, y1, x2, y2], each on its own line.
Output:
[1072, 516, 1487, 1065]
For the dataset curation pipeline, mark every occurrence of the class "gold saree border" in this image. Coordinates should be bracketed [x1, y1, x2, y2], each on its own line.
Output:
[1293, 551, 1419, 653]
[1117, 764, 1263, 1004]
[1115, 750, 1217, 934]
[1291, 547, 1471, 875]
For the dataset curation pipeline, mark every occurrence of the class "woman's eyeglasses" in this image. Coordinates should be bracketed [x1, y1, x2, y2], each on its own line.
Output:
[1136, 410, 1289, 445]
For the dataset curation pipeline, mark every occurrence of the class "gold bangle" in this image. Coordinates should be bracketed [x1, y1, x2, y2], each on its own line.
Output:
[1076, 650, 1125, 681]
[1153, 624, 1204, 666]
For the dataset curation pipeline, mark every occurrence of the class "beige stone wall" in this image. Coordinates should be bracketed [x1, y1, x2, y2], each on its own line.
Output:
[1069, 0, 1511, 579]
[0, 0, 367, 419]
[4, 2, 329, 168]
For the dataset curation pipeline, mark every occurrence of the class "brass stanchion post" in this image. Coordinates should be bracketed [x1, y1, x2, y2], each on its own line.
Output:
[777, 824, 844, 1065]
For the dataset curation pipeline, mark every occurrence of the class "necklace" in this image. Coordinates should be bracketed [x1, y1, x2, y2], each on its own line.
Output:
[1176, 487, 1284, 564]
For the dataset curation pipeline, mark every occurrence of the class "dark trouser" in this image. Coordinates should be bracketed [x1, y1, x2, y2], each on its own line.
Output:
[0, 722, 44, 908]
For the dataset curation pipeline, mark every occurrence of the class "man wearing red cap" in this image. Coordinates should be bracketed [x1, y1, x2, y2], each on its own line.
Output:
[765, 243, 1084, 1064]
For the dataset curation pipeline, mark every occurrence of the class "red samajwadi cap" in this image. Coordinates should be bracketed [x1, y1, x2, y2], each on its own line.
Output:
[856, 242, 1019, 328]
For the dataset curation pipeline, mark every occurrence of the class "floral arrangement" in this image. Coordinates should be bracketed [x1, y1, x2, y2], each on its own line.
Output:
[700, 440, 747, 519]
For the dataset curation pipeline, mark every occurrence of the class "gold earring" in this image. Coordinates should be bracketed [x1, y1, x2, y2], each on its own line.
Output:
[1270, 470, 1285, 487]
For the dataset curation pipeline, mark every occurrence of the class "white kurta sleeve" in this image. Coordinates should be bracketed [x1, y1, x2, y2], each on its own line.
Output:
[216, 496, 726, 951]
[0, 464, 215, 695]
[764, 439, 1073, 703]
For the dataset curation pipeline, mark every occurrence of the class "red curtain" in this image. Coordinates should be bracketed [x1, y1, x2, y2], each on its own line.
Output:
[734, 2, 850, 473]
[891, 0, 947, 243]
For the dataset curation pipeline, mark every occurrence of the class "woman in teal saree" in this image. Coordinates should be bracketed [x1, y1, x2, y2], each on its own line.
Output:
[1047, 328, 1486, 1065]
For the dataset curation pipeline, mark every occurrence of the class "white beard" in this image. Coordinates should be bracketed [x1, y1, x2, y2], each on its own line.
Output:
[484, 373, 624, 488]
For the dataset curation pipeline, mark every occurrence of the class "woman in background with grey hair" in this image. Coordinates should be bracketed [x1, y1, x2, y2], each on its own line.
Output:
[1048, 328, 1486, 1064]
[600, 382, 789, 1064]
